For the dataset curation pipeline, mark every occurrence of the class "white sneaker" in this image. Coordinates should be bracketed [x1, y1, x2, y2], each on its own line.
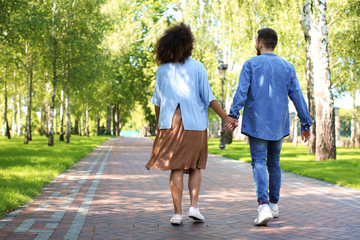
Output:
[269, 203, 279, 218]
[170, 214, 183, 225]
[254, 204, 273, 226]
[188, 207, 205, 222]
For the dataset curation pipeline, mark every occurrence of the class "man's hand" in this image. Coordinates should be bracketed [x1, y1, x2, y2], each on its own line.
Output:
[225, 116, 238, 132]
[301, 130, 311, 143]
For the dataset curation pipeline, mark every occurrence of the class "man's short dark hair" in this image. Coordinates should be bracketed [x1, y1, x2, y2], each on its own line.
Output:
[257, 28, 278, 50]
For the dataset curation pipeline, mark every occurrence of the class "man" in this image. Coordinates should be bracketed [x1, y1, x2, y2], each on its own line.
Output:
[227, 28, 312, 226]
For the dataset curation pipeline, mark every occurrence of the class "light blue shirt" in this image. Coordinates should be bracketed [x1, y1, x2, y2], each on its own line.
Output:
[229, 53, 313, 141]
[151, 57, 216, 131]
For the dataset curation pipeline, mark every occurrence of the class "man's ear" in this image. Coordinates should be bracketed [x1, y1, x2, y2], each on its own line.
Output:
[259, 40, 264, 49]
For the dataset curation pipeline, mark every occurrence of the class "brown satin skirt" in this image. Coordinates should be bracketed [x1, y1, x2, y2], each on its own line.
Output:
[145, 106, 208, 173]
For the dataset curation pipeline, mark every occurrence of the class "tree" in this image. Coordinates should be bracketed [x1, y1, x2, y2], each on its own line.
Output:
[300, 0, 336, 160]
[300, 0, 316, 153]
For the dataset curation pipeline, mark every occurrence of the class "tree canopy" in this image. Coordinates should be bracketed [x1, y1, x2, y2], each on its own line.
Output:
[0, 0, 359, 146]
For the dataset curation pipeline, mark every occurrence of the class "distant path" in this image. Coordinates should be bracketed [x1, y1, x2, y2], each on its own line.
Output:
[1, 137, 360, 239]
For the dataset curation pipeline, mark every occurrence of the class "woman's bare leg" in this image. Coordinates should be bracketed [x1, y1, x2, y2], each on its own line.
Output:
[170, 170, 184, 214]
[188, 169, 201, 208]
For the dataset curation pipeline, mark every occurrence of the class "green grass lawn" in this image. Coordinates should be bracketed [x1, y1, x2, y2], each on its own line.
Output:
[208, 138, 360, 190]
[0, 135, 112, 219]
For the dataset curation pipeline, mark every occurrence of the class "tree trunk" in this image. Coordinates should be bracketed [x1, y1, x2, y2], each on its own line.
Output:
[79, 117, 82, 136]
[12, 72, 17, 137]
[293, 117, 298, 147]
[4, 77, 11, 139]
[74, 119, 79, 135]
[289, 112, 295, 142]
[65, 36, 71, 143]
[17, 94, 21, 136]
[24, 43, 32, 144]
[82, 115, 86, 136]
[97, 114, 100, 136]
[40, 105, 44, 136]
[300, 0, 316, 154]
[335, 108, 340, 145]
[113, 103, 118, 136]
[116, 105, 120, 136]
[55, 107, 58, 134]
[29, 60, 33, 141]
[312, 0, 336, 160]
[65, 90, 71, 143]
[45, 104, 48, 137]
[106, 105, 112, 135]
[119, 116, 122, 136]
[85, 103, 89, 137]
[350, 92, 356, 148]
[48, 2, 58, 147]
[59, 89, 64, 141]
[356, 119, 360, 148]
[12, 97, 17, 137]
[2, 113, 5, 137]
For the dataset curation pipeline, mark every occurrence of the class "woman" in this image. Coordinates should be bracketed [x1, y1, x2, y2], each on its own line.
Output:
[145, 23, 237, 225]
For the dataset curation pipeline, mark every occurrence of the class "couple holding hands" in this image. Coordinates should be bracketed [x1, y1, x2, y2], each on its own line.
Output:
[145, 23, 312, 226]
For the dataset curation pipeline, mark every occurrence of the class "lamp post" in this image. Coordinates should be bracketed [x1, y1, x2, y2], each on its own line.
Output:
[216, 49, 228, 150]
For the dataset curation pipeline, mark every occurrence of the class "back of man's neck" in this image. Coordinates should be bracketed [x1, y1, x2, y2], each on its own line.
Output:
[261, 50, 275, 54]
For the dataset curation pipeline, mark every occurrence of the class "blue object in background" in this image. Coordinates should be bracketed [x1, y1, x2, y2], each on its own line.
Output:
[120, 130, 140, 137]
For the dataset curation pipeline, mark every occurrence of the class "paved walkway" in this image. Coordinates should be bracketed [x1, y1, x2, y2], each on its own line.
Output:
[1, 137, 360, 240]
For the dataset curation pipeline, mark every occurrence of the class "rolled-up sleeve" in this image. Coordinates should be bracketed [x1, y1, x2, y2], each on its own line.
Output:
[288, 64, 313, 131]
[150, 70, 161, 107]
[199, 65, 216, 106]
[229, 61, 251, 119]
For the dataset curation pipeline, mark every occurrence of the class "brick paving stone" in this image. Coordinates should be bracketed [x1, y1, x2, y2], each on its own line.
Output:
[1, 137, 360, 239]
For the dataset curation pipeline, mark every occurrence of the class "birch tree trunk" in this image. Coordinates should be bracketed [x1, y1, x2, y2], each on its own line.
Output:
[350, 92, 356, 148]
[29, 59, 33, 141]
[45, 103, 49, 137]
[289, 112, 295, 142]
[293, 117, 298, 147]
[24, 43, 32, 144]
[65, 90, 71, 143]
[12, 97, 17, 137]
[4, 76, 11, 139]
[312, 0, 336, 160]
[17, 94, 21, 136]
[85, 104, 89, 137]
[300, 0, 316, 153]
[82, 115, 86, 136]
[65, 28, 71, 143]
[59, 89, 64, 141]
[1, 113, 5, 136]
[12, 76, 17, 137]
[48, 2, 58, 146]
[40, 105, 44, 136]
[113, 103, 118, 136]
[116, 104, 120, 136]
[356, 119, 360, 148]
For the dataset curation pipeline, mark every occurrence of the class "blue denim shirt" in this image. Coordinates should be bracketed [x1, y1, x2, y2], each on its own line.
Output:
[229, 53, 313, 141]
[151, 57, 216, 131]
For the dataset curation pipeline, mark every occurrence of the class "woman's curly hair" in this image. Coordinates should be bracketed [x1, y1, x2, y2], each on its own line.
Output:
[155, 23, 194, 64]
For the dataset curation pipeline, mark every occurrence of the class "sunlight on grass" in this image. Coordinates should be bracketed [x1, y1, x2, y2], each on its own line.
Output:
[208, 138, 360, 190]
[0, 135, 112, 218]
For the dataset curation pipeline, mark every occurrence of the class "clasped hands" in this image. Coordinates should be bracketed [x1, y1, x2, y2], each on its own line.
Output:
[224, 116, 238, 132]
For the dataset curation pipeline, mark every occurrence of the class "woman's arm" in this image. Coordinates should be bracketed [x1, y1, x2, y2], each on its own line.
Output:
[155, 105, 160, 127]
[209, 100, 228, 120]
[209, 100, 238, 129]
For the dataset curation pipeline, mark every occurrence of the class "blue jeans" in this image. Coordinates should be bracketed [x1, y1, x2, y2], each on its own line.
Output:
[249, 136, 284, 204]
